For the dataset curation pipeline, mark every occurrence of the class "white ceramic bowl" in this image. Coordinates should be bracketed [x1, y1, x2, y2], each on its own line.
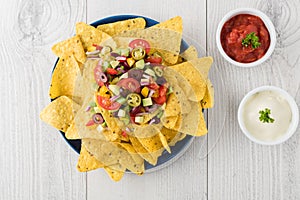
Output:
[216, 8, 276, 67]
[238, 86, 299, 145]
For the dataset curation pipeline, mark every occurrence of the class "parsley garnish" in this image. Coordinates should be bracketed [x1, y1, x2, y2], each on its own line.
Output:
[242, 32, 261, 49]
[259, 108, 275, 123]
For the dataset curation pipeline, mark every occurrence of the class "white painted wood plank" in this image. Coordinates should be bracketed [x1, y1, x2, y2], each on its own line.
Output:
[86, 0, 208, 199]
[0, 0, 87, 199]
[207, 0, 300, 199]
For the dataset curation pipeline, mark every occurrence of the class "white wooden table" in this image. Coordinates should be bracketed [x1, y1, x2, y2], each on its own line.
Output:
[1, 0, 300, 199]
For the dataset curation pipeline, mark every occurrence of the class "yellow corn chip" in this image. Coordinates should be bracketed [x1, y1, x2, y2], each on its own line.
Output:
[97, 18, 146, 36]
[129, 136, 157, 165]
[49, 55, 80, 100]
[150, 16, 183, 64]
[158, 132, 171, 153]
[76, 22, 116, 51]
[170, 60, 207, 101]
[65, 122, 79, 139]
[104, 165, 125, 182]
[201, 79, 214, 108]
[164, 93, 181, 117]
[52, 35, 86, 64]
[162, 115, 178, 130]
[40, 96, 80, 133]
[180, 45, 198, 61]
[77, 146, 104, 172]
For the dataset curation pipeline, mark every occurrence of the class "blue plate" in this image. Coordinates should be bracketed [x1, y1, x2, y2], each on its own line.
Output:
[52, 15, 194, 172]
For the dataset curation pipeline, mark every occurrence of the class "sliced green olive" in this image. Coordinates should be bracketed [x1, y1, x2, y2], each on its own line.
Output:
[126, 93, 141, 107]
[131, 47, 146, 60]
[154, 66, 163, 77]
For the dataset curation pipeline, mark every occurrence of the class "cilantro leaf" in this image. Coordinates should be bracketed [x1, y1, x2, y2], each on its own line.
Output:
[259, 108, 275, 123]
[242, 32, 261, 49]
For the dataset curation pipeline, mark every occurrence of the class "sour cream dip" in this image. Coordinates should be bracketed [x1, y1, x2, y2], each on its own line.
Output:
[238, 86, 299, 145]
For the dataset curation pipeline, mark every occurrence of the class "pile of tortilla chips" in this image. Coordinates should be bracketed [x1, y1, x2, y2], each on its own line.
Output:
[40, 16, 214, 182]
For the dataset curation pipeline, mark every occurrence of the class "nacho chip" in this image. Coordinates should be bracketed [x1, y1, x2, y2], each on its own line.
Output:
[158, 132, 171, 153]
[40, 96, 80, 133]
[49, 55, 80, 100]
[201, 79, 214, 108]
[77, 146, 104, 172]
[189, 56, 213, 80]
[116, 142, 145, 173]
[65, 122, 79, 139]
[170, 59, 207, 101]
[160, 127, 186, 146]
[129, 136, 157, 165]
[76, 22, 116, 51]
[164, 93, 181, 117]
[52, 35, 86, 64]
[150, 16, 183, 64]
[97, 18, 146, 36]
[180, 45, 198, 61]
[162, 115, 178, 130]
[104, 165, 125, 182]
[82, 139, 144, 173]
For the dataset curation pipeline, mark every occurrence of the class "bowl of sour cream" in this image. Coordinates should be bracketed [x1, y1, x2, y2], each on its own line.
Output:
[238, 86, 299, 145]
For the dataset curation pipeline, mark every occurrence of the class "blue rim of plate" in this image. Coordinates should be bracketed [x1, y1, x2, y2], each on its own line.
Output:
[51, 14, 194, 172]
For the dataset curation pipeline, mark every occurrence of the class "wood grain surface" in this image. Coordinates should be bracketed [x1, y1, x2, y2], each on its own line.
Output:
[0, 0, 299, 199]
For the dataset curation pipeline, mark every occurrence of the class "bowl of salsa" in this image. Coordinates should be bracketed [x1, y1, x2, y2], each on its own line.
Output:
[216, 8, 276, 67]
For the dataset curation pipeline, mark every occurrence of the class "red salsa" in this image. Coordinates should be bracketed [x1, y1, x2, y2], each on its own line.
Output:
[221, 14, 270, 63]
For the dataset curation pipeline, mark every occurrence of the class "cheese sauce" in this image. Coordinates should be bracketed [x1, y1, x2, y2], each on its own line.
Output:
[242, 91, 292, 142]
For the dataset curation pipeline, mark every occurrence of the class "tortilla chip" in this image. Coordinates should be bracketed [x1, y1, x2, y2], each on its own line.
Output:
[76, 22, 116, 51]
[116, 142, 145, 174]
[129, 136, 157, 165]
[52, 35, 86, 64]
[201, 79, 214, 108]
[196, 104, 208, 136]
[160, 127, 186, 146]
[180, 45, 198, 61]
[77, 146, 104, 172]
[65, 122, 79, 139]
[170, 60, 207, 101]
[97, 18, 146, 36]
[189, 56, 213, 80]
[162, 115, 178, 129]
[49, 55, 80, 100]
[82, 139, 144, 173]
[150, 16, 183, 64]
[40, 96, 80, 133]
[164, 93, 181, 117]
[104, 165, 125, 182]
[158, 132, 171, 153]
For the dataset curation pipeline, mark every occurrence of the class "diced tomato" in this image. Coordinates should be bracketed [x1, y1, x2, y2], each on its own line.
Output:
[86, 119, 95, 126]
[145, 56, 162, 64]
[94, 66, 104, 86]
[159, 85, 167, 97]
[92, 44, 103, 50]
[97, 95, 121, 110]
[106, 68, 118, 75]
[129, 39, 150, 54]
[117, 78, 141, 93]
[152, 86, 167, 105]
[153, 95, 166, 105]
[148, 82, 160, 90]
[121, 131, 128, 137]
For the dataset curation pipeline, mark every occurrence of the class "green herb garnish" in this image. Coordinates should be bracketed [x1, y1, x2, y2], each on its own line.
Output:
[259, 108, 274, 123]
[242, 32, 261, 49]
